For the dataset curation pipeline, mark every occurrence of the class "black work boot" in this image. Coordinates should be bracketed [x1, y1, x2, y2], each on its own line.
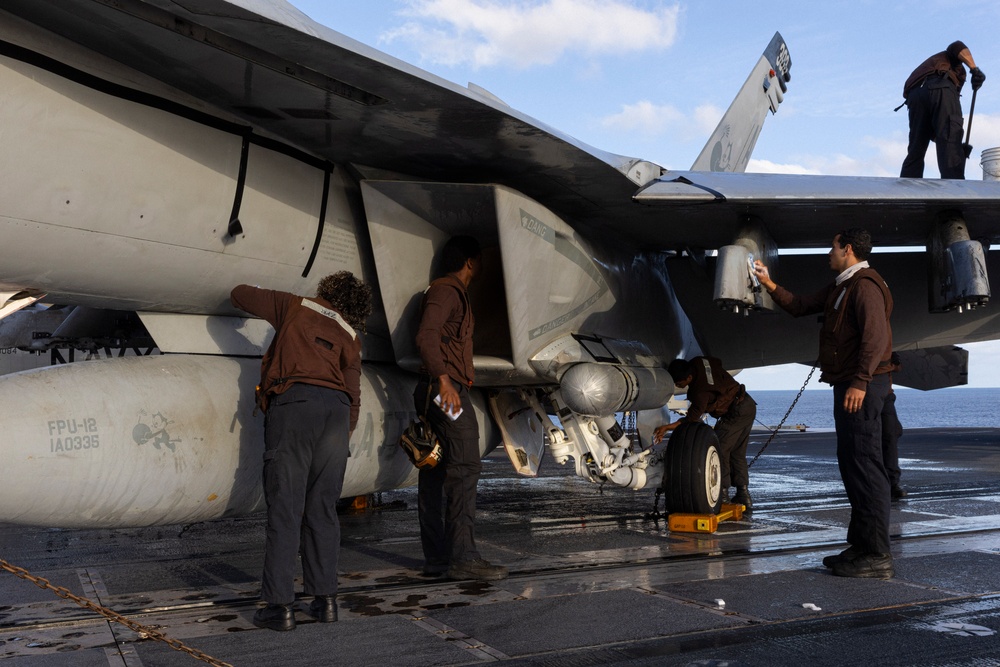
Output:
[309, 595, 338, 623]
[421, 561, 449, 577]
[891, 485, 908, 500]
[832, 553, 894, 579]
[822, 545, 863, 568]
[253, 603, 296, 631]
[447, 558, 509, 581]
[732, 486, 752, 511]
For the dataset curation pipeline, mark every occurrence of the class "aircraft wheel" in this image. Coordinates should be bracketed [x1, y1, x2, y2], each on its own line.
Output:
[664, 422, 723, 514]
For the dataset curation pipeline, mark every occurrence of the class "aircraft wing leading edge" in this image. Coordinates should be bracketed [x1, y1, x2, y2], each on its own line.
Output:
[634, 171, 1000, 249]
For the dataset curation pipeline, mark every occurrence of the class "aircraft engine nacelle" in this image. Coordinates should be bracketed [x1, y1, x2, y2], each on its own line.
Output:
[0, 356, 495, 528]
[713, 244, 763, 315]
[947, 240, 991, 312]
[712, 218, 777, 316]
[929, 213, 991, 313]
[558, 362, 674, 416]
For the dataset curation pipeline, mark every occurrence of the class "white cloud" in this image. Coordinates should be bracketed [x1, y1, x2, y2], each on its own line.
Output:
[747, 159, 820, 175]
[964, 341, 1000, 387]
[692, 103, 724, 137]
[599, 100, 686, 137]
[860, 136, 908, 177]
[380, 0, 681, 69]
[597, 100, 727, 148]
[816, 152, 892, 177]
[751, 136, 905, 178]
[769, 117, 1000, 179]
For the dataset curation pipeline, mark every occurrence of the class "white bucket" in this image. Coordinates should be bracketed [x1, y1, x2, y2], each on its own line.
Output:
[981, 147, 1000, 181]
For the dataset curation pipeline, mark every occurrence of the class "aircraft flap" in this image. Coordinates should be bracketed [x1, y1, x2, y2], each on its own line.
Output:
[0, 290, 46, 322]
[137, 312, 273, 355]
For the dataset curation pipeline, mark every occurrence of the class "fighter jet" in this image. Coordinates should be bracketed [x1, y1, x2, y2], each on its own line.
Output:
[1, 1, 998, 529]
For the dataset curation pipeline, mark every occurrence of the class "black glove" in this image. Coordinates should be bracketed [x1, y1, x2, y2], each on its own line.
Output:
[971, 67, 986, 91]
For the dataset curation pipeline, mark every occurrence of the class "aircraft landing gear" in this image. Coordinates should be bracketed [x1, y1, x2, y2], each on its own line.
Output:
[662, 422, 723, 515]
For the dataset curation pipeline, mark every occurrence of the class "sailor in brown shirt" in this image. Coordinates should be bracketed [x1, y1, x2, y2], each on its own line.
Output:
[754, 228, 895, 579]
[231, 271, 372, 631]
[413, 236, 507, 582]
[900, 40, 985, 179]
[653, 356, 757, 510]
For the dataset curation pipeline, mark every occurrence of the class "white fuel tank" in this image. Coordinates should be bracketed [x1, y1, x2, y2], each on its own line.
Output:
[0, 356, 495, 528]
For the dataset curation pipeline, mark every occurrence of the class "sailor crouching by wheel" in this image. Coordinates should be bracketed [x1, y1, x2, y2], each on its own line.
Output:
[654, 356, 756, 511]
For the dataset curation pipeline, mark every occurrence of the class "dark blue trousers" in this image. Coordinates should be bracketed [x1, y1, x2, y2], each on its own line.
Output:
[414, 380, 481, 568]
[714, 395, 756, 489]
[833, 374, 892, 554]
[261, 383, 351, 604]
[882, 391, 903, 487]
[901, 77, 966, 179]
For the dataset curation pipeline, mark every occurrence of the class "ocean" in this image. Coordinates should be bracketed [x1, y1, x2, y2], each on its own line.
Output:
[2, 348, 996, 430]
[751, 387, 1000, 430]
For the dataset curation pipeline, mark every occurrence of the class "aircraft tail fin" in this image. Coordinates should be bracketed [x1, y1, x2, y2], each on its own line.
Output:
[690, 32, 791, 173]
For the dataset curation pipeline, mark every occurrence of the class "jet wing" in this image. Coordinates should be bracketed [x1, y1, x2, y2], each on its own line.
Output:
[666, 249, 1000, 372]
[636, 171, 1000, 376]
[16, 2, 998, 256]
[3, 2, 812, 255]
[634, 171, 1000, 249]
[2, 0, 643, 226]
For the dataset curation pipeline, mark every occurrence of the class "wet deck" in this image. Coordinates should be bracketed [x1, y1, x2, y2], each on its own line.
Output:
[3, 427, 1000, 666]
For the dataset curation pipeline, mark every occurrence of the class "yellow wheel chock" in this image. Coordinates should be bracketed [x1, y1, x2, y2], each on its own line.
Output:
[668, 502, 745, 533]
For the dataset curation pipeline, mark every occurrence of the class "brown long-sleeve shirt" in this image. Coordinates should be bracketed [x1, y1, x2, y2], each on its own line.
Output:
[903, 40, 969, 96]
[683, 356, 744, 423]
[231, 285, 362, 429]
[414, 274, 475, 386]
[770, 267, 893, 391]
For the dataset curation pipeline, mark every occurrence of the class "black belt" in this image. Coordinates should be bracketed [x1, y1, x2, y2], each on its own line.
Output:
[919, 71, 951, 87]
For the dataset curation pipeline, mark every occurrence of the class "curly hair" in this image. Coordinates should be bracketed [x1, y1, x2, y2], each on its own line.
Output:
[316, 271, 373, 332]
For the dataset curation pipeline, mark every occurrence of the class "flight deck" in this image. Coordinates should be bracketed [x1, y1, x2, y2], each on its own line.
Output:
[3, 427, 1000, 666]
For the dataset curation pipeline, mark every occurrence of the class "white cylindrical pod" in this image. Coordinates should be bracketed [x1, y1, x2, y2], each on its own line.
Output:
[713, 245, 755, 312]
[559, 363, 674, 416]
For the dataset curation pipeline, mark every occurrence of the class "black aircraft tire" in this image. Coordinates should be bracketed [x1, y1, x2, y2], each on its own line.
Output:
[665, 422, 723, 514]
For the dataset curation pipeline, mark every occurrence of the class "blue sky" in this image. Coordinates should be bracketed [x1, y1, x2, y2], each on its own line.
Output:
[287, 0, 1000, 388]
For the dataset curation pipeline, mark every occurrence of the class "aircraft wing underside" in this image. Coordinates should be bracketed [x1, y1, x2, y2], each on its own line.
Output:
[639, 172, 1000, 373]
[668, 250, 1000, 372]
[5, 2, 997, 256]
[634, 171, 1000, 250]
[0, 0, 645, 237]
